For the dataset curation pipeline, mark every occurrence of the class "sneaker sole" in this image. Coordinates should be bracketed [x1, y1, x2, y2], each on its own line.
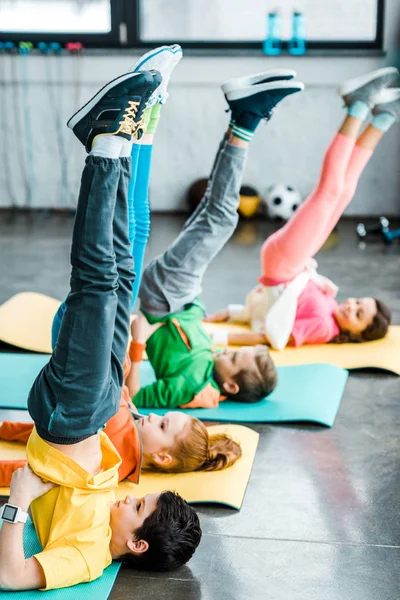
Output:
[132, 45, 182, 72]
[339, 67, 399, 96]
[67, 71, 148, 131]
[372, 88, 400, 115]
[227, 80, 304, 101]
[222, 69, 296, 94]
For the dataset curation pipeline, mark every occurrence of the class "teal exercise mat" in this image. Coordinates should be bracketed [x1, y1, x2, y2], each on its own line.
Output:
[138, 361, 348, 427]
[0, 353, 348, 427]
[0, 517, 120, 598]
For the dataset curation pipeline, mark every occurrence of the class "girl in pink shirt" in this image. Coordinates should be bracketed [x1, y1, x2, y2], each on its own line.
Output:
[207, 68, 398, 347]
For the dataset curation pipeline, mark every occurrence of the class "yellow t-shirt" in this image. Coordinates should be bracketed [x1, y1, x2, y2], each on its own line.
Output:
[26, 428, 121, 590]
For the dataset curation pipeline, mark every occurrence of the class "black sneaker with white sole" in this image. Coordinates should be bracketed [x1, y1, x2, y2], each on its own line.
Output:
[67, 70, 162, 152]
[226, 80, 305, 132]
[222, 68, 296, 97]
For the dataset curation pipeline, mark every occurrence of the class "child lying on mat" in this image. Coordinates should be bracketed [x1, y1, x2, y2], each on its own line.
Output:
[0, 353, 241, 487]
[206, 68, 397, 350]
[0, 53, 202, 592]
[122, 70, 308, 409]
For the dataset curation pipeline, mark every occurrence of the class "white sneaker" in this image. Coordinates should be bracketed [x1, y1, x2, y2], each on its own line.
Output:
[339, 67, 399, 107]
[372, 87, 400, 120]
[222, 69, 296, 96]
[130, 44, 183, 105]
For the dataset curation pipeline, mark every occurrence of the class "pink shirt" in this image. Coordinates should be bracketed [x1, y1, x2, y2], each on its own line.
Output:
[291, 280, 340, 346]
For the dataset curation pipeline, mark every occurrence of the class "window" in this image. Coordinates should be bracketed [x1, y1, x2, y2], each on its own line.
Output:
[0, 0, 385, 51]
[0, 0, 124, 47]
[137, 0, 384, 51]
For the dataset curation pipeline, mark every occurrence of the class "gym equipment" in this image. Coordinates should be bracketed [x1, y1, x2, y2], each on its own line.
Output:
[265, 183, 302, 220]
[204, 321, 400, 375]
[187, 178, 208, 213]
[238, 185, 261, 218]
[0, 292, 61, 353]
[187, 179, 261, 218]
[0, 424, 259, 510]
[0, 354, 347, 426]
[139, 362, 348, 427]
[356, 216, 400, 244]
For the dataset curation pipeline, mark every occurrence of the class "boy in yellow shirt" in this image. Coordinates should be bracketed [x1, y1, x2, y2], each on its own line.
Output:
[0, 65, 201, 591]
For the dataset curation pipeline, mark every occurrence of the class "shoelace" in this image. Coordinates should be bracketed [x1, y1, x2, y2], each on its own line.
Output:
[117, 100, 141, 135]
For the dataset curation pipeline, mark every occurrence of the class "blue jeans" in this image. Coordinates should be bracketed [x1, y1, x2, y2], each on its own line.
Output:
[29, 156, 135, 444]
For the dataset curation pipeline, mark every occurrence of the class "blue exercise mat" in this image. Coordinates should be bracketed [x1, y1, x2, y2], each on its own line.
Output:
[0, 353, 348, 426]
[0, 518, 120, 598]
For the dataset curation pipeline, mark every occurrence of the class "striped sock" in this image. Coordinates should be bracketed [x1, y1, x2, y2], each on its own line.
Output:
[371, 112, 396, 132]
[231, 122, 254, 142]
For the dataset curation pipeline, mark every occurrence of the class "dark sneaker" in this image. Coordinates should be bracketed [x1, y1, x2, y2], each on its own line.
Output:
[372, 87, 400, 120]
[67, 70, 162, 152]
[226, 80, 304, 131]
[339, 67, 399, 108]
[222, 68, 296, 97]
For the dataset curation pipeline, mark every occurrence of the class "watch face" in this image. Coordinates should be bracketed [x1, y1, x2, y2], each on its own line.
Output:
[2, 505, 18, 522]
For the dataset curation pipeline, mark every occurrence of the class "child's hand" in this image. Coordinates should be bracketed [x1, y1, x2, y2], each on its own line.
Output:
[203, 308, 230, 323]
[10, 466, 57, 509]
[131, 311, 164, 344]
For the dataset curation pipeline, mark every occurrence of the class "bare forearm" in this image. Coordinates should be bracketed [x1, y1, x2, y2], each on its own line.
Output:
[228, 332, 267, 346]
[126, 361, 141, 398]
[0, 495, 29, 587]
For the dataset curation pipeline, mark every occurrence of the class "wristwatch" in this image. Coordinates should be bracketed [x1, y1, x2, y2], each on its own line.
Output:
[0, 503, 28, 524]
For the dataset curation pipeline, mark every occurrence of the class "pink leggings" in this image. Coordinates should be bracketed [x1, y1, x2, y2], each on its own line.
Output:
[260, 134, 373, 284]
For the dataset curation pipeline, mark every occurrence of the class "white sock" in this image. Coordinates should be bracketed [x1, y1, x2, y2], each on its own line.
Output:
[90, 134, 123, 159]
[119, 138, 134, 158]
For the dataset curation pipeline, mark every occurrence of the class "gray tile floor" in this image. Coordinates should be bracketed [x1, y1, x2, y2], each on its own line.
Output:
[0, 212, 399, 600]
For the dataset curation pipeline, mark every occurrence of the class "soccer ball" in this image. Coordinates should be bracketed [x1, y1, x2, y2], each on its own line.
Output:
[265, 184, 302, 221]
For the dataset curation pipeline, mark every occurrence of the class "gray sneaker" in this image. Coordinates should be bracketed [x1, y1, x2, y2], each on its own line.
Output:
[339, 67, 399, 108]
[372, 87, 400, 120]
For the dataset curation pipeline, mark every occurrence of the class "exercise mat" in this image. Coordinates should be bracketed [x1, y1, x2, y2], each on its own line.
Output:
[0, 424, 259, 510]
[0, 292, 61, 354]
[0, 517, 120, 599]
[204, 322, 400, 375]
[0, 354, 347, 426]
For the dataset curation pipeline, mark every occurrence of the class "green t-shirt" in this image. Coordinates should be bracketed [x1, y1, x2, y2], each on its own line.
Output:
[134, 303, 220, 409]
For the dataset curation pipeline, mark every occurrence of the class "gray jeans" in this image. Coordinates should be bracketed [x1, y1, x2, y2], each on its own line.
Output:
[139, 135, 248, 316]
[28, 157, 134, 443]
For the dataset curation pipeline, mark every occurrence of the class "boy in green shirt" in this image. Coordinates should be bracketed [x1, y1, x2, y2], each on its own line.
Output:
[129, 70, 305, 409]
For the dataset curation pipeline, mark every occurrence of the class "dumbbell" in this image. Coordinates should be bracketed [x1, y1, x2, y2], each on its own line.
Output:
[356, 216, 400, 244]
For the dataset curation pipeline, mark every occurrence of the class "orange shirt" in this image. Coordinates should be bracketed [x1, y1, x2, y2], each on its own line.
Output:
[0, 357, 142, 487]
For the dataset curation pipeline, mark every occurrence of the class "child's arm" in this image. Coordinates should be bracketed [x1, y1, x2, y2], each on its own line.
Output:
[227, 331, 268, 346]
[203, 308, 230, 322]
[0, 466, 56, 591]
[204, 304, 250, 324]
[126, 360, 141, 398]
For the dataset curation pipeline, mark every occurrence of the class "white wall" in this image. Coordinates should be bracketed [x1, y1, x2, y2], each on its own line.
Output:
[0, 0, 399, 214]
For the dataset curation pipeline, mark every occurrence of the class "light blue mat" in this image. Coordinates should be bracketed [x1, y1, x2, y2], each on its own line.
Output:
[0, 353, 348, 426]
[0, 518, 120, 598]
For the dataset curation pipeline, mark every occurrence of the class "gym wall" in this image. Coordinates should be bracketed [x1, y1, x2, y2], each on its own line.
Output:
[0, 0, 399, 215]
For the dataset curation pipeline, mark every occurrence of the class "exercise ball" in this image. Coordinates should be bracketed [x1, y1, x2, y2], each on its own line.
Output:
[187, 178, 208, 213]
[238, 185, 260, 218]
